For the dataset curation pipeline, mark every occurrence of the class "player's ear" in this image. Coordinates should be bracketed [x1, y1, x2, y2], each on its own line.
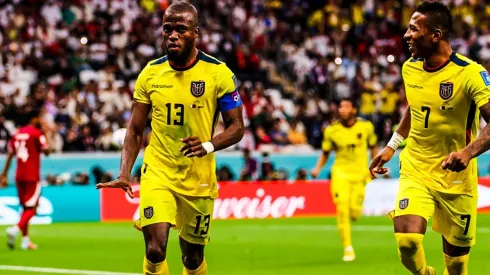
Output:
[194, 26, 199, 39]
[433, 29, 443, 42]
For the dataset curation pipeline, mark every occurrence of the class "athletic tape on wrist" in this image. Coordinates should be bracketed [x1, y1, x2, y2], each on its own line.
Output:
[202, 142, 215, 154]
[387, 132, 404, 150]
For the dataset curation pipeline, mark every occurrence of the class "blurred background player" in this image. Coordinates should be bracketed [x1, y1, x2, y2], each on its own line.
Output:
[371, 1, 490, 274]
[96, 2, 244, 275]
[311, 97, 377, 261]
[0, 109, 50, 250]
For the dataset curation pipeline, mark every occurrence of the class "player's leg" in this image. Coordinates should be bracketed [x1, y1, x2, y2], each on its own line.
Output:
[331, 176, 354, 261]
[177, 195, 214, 275]
[349, 179, 366, 222]
[6, 181, 40, 250]
[392, 179, 436, 275]
[142, 223, 172, 275]
[138, 183, 178, 275]
[432, 191, 476, 275]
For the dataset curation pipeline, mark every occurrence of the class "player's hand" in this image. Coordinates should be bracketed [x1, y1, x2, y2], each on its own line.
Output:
[369, 146, 395, 179]
[310, 167, 320, 179]
[0, 174, 7, 188]
[95, 177, 134, 199]
[180, 136, 207, 158]
[442, 149, 471, 172]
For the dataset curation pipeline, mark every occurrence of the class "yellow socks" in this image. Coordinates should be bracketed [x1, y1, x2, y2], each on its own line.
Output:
[143, 257, 169, 275]
[395, 233, 427, 275]
[443, 253, 469, 275]
[183, 259, 207, 275]
[336, 204, 352, 248]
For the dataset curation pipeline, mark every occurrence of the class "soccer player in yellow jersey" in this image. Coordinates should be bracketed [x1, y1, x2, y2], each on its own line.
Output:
[311, 98, 378, 262]
[370, 2, 490, 275]
[96, 2, 244, 275]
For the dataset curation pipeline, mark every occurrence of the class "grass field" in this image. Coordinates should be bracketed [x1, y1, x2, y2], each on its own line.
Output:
[1, 215, 490, 275]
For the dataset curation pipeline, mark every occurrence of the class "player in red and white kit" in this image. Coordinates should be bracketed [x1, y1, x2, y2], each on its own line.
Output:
[0, 110, 49, 250]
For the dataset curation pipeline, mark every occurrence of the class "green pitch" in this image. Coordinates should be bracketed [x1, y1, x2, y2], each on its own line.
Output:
[2, 215, 490, 275]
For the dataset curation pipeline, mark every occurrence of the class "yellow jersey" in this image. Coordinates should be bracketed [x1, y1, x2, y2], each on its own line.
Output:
[400, 52, 490, 194]
[322, 118, 377, 181]
[133, 51, 242, 198]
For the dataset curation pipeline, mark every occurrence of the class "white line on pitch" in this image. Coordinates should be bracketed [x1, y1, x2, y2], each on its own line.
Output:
[233, 224, 490, 233]
[0, 266, 140, 275]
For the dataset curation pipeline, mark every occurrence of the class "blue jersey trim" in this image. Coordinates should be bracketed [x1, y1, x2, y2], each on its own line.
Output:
[150, 56, 168, 66]
[200, 52, 222, 65]
[218, 90, 242, 112]
[450, 52, 469, 67]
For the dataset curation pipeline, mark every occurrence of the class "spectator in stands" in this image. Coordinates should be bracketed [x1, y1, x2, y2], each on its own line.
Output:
[239, 148, 258, 181]
[260, 152, 275, 181]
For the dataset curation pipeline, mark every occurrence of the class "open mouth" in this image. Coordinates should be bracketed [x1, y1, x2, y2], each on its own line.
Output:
[407, 42, 415, 52]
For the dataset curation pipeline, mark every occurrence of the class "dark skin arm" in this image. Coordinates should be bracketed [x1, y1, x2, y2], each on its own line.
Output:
[0, 151, 14, 188]
[442, 102, 490, 172]
[96, 102, 151, 198]
[310, 150, 330, 179]
[369, 106, 411, 178]
[180, 105, 245, 157]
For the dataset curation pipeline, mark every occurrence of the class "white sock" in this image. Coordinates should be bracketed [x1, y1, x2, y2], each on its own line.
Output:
[7, 225, 20, 235]
[344, 246, 354, 252]
[22, 236, 30, 245]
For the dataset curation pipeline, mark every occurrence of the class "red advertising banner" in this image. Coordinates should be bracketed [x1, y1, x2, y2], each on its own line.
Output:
[100, 181, 335, 222]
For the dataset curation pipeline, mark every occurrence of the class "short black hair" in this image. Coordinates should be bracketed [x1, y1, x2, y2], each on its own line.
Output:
[166, 1, 199, 27]
[339, 97, 358, 109]
[416, 1, 452, 39]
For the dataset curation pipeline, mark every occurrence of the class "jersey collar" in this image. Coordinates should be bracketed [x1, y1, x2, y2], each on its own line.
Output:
[422, 52, 456, 73]
[169, 51, 202, 71]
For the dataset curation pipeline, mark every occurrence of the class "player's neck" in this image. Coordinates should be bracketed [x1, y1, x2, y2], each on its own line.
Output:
[169, 48, 199, 69]
[341, 118, 357, 128]
[424, 44, 453, 69]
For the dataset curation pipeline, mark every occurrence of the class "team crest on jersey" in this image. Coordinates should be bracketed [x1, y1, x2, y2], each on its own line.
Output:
[439, 83, 453, 100]
[191, 81, 205, 97]
[144, 207, 154, 219]
[399, 198, 409, 210]
[357, 133, 362, 139]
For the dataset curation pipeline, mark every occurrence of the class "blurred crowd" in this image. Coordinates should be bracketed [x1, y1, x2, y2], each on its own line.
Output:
[1, 0, 490, 154]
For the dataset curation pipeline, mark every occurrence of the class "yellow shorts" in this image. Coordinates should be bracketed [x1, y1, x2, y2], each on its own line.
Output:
[393, 178, 477, 247]
[331, 175, 367, 213]
[135, 175, 214, 245]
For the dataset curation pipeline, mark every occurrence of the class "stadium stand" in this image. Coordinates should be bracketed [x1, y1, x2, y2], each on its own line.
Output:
[0, 0, 489, 154]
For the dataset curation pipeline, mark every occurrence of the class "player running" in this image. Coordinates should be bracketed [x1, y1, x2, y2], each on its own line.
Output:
[1, 110, 50, 250]
[96, 2, 244, 275]
[370, 1, 490, 274]
[311, 98, 377, 262]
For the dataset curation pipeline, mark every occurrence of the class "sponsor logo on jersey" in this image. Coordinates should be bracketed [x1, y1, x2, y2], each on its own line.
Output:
[191, 81, 205, 97]
[439, 82, 453, 100]
[399, 198, 409, 210]
[152, 84, 173, 89]
[480, 71, 490, 86]
[144, 206, 153, 219]
[407, 84, 423, 89]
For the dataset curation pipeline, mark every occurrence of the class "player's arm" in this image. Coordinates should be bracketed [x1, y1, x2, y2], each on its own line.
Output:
[311, 127, 332, 179]
[369, 106, 411, 178]
[96, 66, 151, 197]
[181, 66, 245, 157]
[96, 102, 150, 197]
[0, 139, 16, 188]
[0, 151, 14, 188]
[443, 68, 490, 171]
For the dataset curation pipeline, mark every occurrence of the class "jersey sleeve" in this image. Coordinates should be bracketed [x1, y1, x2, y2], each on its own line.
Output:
[321, 126, 333, 152]
[366, 121, 377, 147]
[133, 66, 151, 104]
[216, 64, 242, 112]
[466, 64, 490, 109]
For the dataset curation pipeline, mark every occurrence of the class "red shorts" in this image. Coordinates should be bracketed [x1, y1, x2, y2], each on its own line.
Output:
[16, 181, 42, 207]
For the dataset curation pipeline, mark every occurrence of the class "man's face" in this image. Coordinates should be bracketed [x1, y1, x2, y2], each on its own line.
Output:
[404, 12, 436, 59]
[162, 11, 198, 61]
[338, 100, 356, 121]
